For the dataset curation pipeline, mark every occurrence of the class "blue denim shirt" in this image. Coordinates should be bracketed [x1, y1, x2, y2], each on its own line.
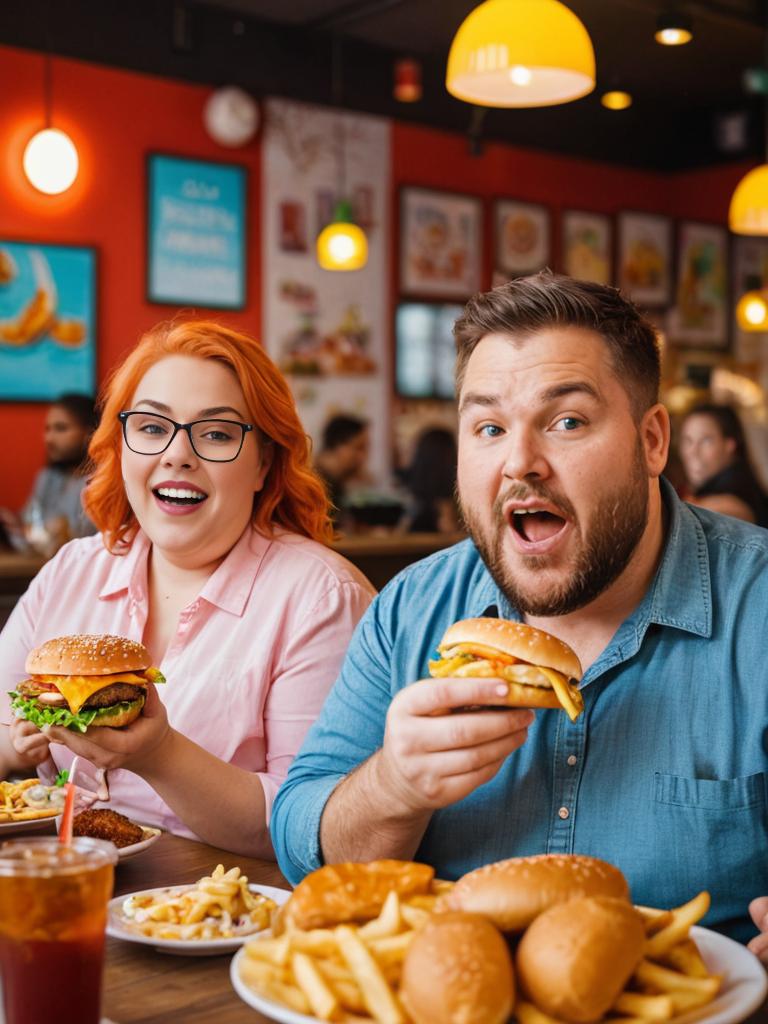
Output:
[272, 481, 768, 942]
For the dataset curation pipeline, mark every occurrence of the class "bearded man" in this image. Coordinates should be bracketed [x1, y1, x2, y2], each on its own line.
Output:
[271, 273, 768, 954]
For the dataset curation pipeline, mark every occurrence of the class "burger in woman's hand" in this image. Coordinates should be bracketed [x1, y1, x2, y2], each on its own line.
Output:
[10, 634, 164, 733]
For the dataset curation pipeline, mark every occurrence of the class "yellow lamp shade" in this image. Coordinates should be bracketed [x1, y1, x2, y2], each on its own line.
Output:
[317, 203, 368, 271]
[729, 165, 768, 235]
[601, 90, 632, 110]
[23, 128, 79, 195]
[736, 290, 768, 331]
[446, 0, 595, 108]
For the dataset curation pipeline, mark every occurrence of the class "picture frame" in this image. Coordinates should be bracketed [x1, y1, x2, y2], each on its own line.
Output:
[561, 210, 612, 285]
[399, 186, 482, 299]
[731, 236, 768, 361]
[617, 211, 673, 306]
[147, 152, 247, 309]
[668, 221, 729, 350]
[0, 240, 97, 401]
[495, 199, 551, 278]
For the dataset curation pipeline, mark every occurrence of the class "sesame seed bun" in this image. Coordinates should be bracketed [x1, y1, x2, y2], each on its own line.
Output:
[516, 896, 646, 1022]
[400, 912, 515, 1024]
[25, 634, 151, 676]
[439, 618, 582, 682]
[438, 854, 630, 932]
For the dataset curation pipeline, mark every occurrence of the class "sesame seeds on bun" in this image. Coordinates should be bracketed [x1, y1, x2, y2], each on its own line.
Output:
[25, 634, 151, 677]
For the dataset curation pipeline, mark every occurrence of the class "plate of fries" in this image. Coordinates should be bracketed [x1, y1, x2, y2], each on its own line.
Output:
[0, 779, 64, 833]
[107, 864, 289, 955]
[231, 885, 768, 1024]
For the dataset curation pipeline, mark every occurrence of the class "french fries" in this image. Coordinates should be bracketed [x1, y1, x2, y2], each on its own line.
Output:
[239, 879, 722, 1024]
[0, 778, 63, 821]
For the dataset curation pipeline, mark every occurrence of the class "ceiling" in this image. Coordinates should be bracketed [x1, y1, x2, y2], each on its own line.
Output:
[2, 0, 768, 170]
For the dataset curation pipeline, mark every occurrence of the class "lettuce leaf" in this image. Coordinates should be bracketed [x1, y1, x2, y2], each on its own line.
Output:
[9, 692, 143, 733]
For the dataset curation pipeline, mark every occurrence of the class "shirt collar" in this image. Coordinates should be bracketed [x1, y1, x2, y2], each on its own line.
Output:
[97, 525, 272, 617]
[466, 477, 712, 639]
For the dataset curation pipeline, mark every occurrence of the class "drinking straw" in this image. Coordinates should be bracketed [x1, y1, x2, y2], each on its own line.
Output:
[58, 756, 80, 846]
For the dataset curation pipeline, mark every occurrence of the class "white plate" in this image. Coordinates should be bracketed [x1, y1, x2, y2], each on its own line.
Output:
[0, 814, 58, 837]
[116, 825, 162, 861]
[107, 882, 290, 956]
[230, 925, 768, 1024]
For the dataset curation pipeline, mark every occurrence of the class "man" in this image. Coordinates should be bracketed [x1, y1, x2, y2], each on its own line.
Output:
[2, 394, 98, 551]
[314, 414, 370, 521]
[271, 274, 768, 953]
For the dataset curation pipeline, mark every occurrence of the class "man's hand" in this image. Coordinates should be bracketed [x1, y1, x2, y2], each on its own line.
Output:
[9, 717, 52, 768]
[42, 683, 171, 773]
[375, 676, 534, 814]
[748, 897, 768, 963]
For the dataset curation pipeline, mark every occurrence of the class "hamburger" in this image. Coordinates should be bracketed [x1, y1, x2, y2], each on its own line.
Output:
[428, 617, 584, 721]
[439, 853, 630, 932]
[10, 634, 164, 733]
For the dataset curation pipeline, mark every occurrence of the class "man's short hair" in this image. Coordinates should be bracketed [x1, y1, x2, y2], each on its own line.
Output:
[54, 393, 99, 433]
[322, 415, 367, 451]
[453, 273, 661, 418]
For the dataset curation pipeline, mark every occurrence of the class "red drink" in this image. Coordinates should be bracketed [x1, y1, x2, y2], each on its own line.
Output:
[0, 837, 116, 1024]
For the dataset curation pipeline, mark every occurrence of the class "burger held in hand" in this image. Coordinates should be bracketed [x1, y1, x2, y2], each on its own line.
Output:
[10, 634, 164, 733]
[429, 617, 584, 721]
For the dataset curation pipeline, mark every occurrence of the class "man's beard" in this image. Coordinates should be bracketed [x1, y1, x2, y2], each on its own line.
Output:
[460, 440, 649, 616]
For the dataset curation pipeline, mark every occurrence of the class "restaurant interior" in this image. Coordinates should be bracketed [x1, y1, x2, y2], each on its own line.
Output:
[2, 2, 768, 1023]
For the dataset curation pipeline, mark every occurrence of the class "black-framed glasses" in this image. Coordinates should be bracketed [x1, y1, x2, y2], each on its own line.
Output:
[119, 411, 254, 463]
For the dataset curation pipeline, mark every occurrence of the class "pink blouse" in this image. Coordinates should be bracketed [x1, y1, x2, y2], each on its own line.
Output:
[0, 527, 375, 839]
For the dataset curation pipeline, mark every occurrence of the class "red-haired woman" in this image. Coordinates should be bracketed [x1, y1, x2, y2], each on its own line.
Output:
[0, 321, 375, 856]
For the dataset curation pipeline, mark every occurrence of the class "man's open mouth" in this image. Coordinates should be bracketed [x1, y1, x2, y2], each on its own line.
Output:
[152, 487, 208, 506]
[510, 508, 567, 544]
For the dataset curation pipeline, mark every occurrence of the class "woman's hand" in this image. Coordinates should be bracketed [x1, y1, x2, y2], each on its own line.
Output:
[9, 717, 52, 768]
[748, 897, 768, 963]
[42, 682, 172, 773]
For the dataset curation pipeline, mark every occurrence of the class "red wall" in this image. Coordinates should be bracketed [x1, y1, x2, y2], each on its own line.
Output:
[0, 45, 750, 508]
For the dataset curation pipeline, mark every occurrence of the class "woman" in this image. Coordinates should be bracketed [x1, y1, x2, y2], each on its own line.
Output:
[401, 428, 460, 534]
[678, 403, 768, 528]
[0, 320, 375, 856]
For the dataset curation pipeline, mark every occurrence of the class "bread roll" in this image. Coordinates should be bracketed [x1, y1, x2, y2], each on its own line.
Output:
[401, 911, 514, 1024]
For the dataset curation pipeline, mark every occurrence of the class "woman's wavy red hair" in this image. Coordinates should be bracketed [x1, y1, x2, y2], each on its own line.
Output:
[84, 319, 333, 551]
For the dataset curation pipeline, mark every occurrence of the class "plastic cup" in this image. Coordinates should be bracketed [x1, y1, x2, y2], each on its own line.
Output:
[0, 836, 117, 1024]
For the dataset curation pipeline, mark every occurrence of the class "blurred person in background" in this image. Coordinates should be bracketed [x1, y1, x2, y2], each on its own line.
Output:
[314, 414, 370, 524]
[0, 320, 374, 857]
[400, 427, 460, 533]
[0, 394, 98, 553]
[679, 403, 768, 527]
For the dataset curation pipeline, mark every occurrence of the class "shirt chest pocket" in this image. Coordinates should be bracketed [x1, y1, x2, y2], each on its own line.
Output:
[654, 772, 766, 811]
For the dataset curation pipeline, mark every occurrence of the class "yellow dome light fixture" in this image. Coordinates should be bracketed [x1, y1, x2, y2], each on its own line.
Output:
[23, 55, 79, 195]
[654, 10, 693, 46]
[446, 0, 596, 108]
[729, 165, 768, 235]
[736, 288, 768, 331]
[601, 89, 632, 110]
[317, 200, 368, 271]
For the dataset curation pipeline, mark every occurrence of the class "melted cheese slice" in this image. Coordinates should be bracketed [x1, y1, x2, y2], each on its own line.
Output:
[32, 672, 147, 714]
[538, 667, 584, 723]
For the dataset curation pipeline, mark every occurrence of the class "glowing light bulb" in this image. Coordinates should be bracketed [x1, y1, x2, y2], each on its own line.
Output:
[23, 128, 79, 195]
[509, 65, 533, 86]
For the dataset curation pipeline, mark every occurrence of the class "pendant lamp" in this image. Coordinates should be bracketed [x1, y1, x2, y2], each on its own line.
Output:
[23, 54, 79, 195]
[316, 40, 368, 272]
[735, 275, 768, 330]
[729, 11, 768, 234]
[446, 0, 595, 108]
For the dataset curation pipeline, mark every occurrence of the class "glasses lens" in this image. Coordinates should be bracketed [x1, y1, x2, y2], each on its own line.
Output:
[124, 413, 175, 455]
[190, 420, 244, 461]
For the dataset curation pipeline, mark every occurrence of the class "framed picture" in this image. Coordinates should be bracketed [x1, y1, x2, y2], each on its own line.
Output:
[400, 186, 482, 299]
[617, 211, 673, 306]
[668, 221, 729, 349]
[395, 301, 462, 400]
[147, 153, 247, 309]
[495, 200, 551, 278]
[0, 241, 97, 401]
[561, 210, 612, 285]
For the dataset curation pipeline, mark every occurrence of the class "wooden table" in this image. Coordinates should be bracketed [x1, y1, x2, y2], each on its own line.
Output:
[104, 833, 289, 1024]
[102, 832, 768, 1024]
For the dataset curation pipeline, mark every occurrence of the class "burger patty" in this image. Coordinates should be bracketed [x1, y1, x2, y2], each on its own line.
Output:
[82, 683, 144, 708]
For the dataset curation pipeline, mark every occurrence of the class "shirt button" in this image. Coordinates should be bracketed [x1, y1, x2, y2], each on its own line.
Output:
[567, 755, 577, 766]
[558, 806, 570, 819]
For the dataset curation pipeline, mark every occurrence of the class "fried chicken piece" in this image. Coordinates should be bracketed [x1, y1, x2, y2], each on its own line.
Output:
[72, 808, 144, 848]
